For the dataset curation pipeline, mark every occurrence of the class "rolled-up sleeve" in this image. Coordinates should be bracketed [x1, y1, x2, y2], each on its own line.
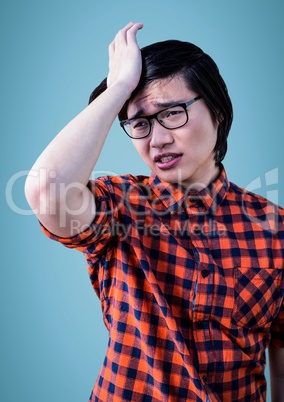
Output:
[39, 177, 119, 296]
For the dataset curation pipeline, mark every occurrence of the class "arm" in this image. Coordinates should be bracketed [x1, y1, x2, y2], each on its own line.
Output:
[269, 346, 284, 402]
[25, 22, 143, 238]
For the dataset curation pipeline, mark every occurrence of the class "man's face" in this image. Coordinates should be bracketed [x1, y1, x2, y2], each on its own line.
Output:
[127, 75, 219, 190]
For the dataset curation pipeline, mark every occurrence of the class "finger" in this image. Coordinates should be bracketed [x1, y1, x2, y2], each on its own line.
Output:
[120, 21, 136, 33]
[110, 22, 143, 56]
[129, 22, 144, 31]
[115, 22, 135, 44]
[109, 23, 132, 53]
[115, 22, 143, 45]
[125, 22, 144, 44]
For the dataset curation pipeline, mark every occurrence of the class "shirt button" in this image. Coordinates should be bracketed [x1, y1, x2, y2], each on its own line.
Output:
[201, 269, 210, 278]
[189, 196, 198, 203]
[196, 321, 204, 329]
[193, 227, 202, 235]
[202, 375, 208, 384]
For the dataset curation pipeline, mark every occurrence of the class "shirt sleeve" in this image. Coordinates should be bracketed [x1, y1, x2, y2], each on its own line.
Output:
[39, 177, 119, 295]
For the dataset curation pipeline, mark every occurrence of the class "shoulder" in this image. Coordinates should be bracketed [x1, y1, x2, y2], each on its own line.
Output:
[229, 181, 283, 209]
[227, 180, 284, 230]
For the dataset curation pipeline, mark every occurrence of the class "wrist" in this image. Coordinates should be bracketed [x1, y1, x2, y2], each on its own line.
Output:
[107, 78, 137, 101]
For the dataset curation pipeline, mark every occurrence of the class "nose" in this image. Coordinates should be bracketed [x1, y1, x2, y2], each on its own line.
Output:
[149, 119, 174, 148]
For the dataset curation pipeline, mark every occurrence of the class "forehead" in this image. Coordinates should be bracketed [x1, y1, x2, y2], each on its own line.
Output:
[127, 75, 194, 117]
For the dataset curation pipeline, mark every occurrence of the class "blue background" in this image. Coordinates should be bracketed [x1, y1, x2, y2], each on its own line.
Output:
[1, 1, 283, 400]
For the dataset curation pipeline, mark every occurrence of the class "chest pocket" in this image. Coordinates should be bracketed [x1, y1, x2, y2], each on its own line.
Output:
[232, 267, 283, 329]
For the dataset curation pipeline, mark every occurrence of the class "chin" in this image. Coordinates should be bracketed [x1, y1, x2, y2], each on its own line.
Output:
[158, 173, 188, 186]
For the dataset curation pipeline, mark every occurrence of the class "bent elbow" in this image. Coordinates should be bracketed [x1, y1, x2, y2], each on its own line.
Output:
[24, 170, 50, 216]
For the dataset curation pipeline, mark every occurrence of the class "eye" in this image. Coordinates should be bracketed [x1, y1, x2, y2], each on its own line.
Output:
[132, 119, 149, 130]
[159, 106, 185, 122]
[166, 110, 184, 117]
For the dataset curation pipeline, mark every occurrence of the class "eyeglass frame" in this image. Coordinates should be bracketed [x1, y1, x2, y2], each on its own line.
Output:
[120, 95, 202, 139]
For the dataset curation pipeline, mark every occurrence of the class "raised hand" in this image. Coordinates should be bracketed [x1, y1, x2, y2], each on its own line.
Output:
[107, 22, 144, 97]
[25, 23, 145, 238]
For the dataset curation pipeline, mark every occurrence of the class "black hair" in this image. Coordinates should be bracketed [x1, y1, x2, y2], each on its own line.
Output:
[89, 40, 233, 164]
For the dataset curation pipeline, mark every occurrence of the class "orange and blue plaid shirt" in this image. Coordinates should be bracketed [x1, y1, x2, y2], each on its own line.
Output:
[41, 167, 284, 401]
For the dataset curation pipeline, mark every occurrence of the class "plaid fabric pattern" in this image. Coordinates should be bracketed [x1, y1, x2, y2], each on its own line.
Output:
[41, 167, 284, 402]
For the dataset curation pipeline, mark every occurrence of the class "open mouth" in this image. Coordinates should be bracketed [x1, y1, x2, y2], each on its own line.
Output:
[154, 153, 182, 169]
[159, 155, 176, 163]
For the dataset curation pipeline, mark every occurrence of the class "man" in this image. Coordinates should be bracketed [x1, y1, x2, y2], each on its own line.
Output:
[25, 22, 284, 401]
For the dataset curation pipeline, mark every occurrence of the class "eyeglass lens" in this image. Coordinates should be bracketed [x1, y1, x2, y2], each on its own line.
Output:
[123, 105, 187, 138]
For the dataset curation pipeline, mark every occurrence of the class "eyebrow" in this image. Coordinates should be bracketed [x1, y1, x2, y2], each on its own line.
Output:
[128, 100, 186, 121]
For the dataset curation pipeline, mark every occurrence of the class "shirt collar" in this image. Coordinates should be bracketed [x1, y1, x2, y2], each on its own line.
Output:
[148, 165, 230, 215]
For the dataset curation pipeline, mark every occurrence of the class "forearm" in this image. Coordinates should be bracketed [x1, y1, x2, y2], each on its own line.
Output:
[27, 82, 130, 188]
[25, 22, 143, 236]
[26, 22, 143, 205]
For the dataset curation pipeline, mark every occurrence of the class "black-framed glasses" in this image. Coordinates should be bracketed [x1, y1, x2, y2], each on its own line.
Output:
[120, 96, 201, 139]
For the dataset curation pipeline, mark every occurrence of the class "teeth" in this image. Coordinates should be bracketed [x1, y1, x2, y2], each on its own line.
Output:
[160, 156, 174, 163]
